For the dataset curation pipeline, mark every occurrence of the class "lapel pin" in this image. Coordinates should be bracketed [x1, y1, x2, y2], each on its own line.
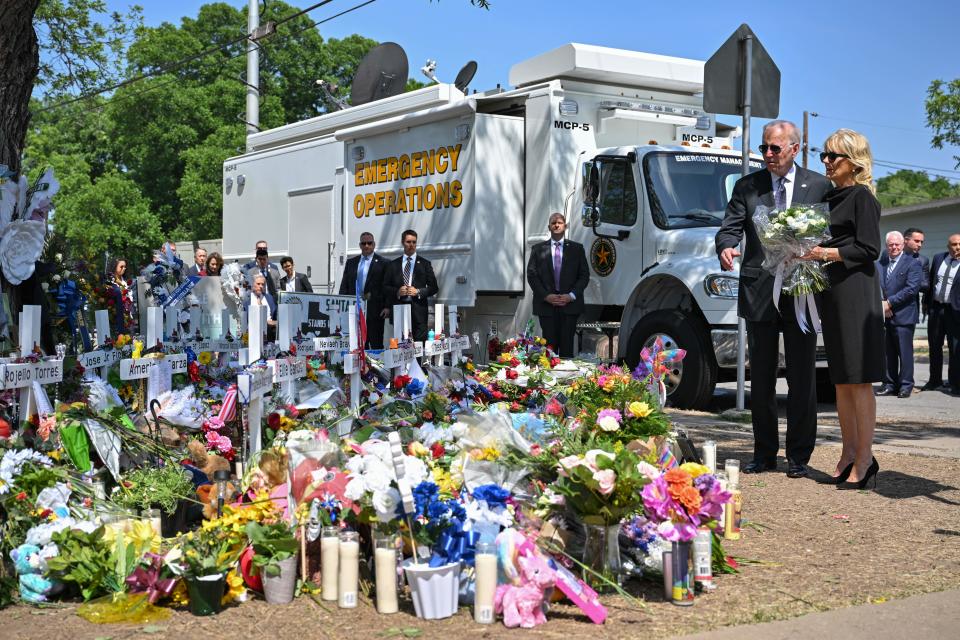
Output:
[801, 183, 807, 188]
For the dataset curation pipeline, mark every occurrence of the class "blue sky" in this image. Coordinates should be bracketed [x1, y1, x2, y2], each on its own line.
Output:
[109, 0, 960, 182]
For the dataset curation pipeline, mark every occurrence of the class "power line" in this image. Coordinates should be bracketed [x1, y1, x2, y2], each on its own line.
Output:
[813, 113, 928, 134]
[810, 146, 960, 179]
[37, 0, 340, 114]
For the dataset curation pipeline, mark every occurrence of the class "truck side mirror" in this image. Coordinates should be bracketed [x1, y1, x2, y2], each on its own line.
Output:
[581, 204, 600, 227]
[582, 161, 600, 205]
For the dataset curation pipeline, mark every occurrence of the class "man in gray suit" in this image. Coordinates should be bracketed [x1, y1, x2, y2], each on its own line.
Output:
[246, 248, 281, 299]
[715, 119, 832, 479]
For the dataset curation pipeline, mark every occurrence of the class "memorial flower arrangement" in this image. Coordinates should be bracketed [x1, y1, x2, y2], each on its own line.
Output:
[641, 463, 731, 542]
[753, 203, 832, 297]
[553, 448, 652, 525]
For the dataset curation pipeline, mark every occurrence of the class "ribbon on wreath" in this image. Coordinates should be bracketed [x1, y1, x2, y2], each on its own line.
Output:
[429, 518, 480, 567]
[772, 261, 822, 335]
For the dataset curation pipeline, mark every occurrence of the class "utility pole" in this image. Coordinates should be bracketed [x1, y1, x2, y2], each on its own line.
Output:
[245, 0, 260, 151]
[802, 110, 817, 168]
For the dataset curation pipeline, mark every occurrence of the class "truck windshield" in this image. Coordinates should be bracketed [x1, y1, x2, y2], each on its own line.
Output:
[643, 151, 763, 229]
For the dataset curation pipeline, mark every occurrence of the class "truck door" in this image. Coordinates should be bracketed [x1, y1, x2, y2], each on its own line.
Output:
[581, 155, 641, 295]
[287, 185, 333, 292]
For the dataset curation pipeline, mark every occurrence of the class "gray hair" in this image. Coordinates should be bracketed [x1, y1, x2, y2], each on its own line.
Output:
[885, 230, 904, 244]
[763, 120, 801, 144]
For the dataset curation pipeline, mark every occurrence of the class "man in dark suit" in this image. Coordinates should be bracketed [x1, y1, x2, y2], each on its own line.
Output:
[246, 248, 281, 299]
[877, 231, 924, 398]
[527, 212, 590, 358]
[383, 229, 439, 343]
[187, 247, 207, 277]
[715, 119, 832, 479]
[930, 234, 960, 395]
[339, 233, 389, 349]
[278, 256, 312, 293]
[244, 273, 278, 341]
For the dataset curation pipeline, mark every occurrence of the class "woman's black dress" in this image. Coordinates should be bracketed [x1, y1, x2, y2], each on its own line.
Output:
[818, 184, 885, 384]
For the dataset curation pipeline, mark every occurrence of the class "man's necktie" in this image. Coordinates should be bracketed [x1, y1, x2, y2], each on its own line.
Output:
[357, 257, 368, 297]
[937, 258, 954, 302]
[403, 257, 412, 287]
[774, 176, 787, 210]
[887, 258, 897, 276]
[553, 242, 562, 292]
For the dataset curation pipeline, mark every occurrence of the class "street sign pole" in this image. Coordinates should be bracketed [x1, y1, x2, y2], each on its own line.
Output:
[736, 35, 753, 412]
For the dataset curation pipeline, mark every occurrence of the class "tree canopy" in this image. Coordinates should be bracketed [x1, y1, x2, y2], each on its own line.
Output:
[926, 78, 960, 170]
[24, 1, 378, 266]
[875, 169, 960, 209]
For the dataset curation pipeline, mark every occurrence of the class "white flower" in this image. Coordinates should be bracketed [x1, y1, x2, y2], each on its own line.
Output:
[54, 253, 63, 262]
[403, 456, 428, 487]
[41, 282, 49, 292]
[363, 463, 393, 493]
[597, 416, 620, 432]
[52, 274, 61, 282]
[582, 449, 615, 472]
[372, 487, 401, 522]
[636, 461, 660, 481]
[344, 476, 366, 501]
[0, 219, 45, 284]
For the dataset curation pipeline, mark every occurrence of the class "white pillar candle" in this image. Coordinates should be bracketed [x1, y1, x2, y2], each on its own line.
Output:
[702, 440, 717, 474]
[725, 459, 740, 489]
[474, 542, 498, 624]
[320, 526, 339, 601]
[338, 531, 360, 608]
[374, 540, 398, 614]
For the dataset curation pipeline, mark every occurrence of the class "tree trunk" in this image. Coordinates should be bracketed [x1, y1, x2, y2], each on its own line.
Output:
[0, 0, 41, 176]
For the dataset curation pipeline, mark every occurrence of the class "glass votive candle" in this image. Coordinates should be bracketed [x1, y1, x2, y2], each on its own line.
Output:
[321, 526, 340, 601]
[374, 534, 399, 614]
[338, 531, 360, 608]
[702, 440, 717, 474]
[724, 459, 740, 489]
[474, 542, 498, 624]
[142, 508, 162, 537]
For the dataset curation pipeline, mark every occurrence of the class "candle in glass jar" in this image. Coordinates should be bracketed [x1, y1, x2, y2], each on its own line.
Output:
[338, 531, 360, 608]
[702, 440, 717, 474]
[321, 526, 340, 601]
[474, 542, 498, 624]
[724, 459, 740, 489]
[374, 535, 398, 614]
[142, 508, 162, 537]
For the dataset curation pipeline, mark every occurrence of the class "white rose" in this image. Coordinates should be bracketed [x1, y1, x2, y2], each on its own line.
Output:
[403, 456, 429, 487]
[372, 487, 401, 522]
[597, 416, 620, 432]
[0, 220, 45, 285]
[363, 464, 392, 493]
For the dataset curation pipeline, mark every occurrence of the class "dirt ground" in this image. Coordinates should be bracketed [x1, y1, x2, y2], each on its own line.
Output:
[4, 418, 959, 640]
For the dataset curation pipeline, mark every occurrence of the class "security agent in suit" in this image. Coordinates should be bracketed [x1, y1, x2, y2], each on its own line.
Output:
[278, 256, 312, 293]
[929, 234, 960, 394]
[527, 212, 590, 358]
[715, 119, 832, 478]
[876, 231, 924, 397]
[246, 248, 282, 299]
[904, 228, 930, 317]
[186, 247, 207, 277]
[383, 229, 439, 343]
[339, 232, 389, 349]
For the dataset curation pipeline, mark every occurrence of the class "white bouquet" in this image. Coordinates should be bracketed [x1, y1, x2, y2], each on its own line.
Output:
[753, 203, 832, 296]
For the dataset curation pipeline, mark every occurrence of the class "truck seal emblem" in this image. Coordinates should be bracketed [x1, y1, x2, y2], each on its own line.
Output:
[590, 238, 617, 277]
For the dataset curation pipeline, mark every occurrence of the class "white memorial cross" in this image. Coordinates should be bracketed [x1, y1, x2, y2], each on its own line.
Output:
[78, 310, 128, 374]
[237, 364, 273, 457]
[146, 307, 164, 351]
[274, 303, 303, 402]
[0, 307, 64, 427]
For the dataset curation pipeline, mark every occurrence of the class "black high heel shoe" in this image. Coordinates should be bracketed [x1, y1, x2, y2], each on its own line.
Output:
[841, 457, 879, 490]
[821, 461, 854, 485]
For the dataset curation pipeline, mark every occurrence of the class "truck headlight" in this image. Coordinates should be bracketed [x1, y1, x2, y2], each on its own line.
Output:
[704, 274, 739, 298]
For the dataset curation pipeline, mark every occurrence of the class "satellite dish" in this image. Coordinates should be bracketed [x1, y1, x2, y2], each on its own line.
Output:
[454, 60, 478, 93]
[351, 42, 409, 106]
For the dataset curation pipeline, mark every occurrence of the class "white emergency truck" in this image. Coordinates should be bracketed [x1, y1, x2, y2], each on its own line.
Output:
[222, 43, 826, 409]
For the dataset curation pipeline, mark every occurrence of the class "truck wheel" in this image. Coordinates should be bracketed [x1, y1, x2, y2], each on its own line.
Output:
[815, 368, 837, 404]
[625, 310, 717, 410]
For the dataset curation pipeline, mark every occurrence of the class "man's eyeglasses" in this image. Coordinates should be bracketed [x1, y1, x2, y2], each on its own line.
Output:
[759, 143, 796, 155]
[819, 151, 850, 162]
[359, 241, 374, 246]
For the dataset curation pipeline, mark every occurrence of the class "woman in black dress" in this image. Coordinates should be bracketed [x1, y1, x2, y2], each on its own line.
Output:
[805, 129, 883, 489]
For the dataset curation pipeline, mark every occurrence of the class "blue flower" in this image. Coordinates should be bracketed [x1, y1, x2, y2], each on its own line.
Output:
[405, 378, 426, 396]
[472, 484, 510, 509]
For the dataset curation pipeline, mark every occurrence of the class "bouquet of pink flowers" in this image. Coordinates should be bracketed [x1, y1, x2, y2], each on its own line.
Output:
[641, 464, 730, 542]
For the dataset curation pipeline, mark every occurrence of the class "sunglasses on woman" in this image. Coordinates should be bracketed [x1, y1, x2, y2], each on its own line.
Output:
[819, 151, 850, 162]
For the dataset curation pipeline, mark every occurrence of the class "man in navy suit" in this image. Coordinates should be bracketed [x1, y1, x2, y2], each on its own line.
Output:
[340, 232, 389, 349]
[527, 212, 590, 358]
[383, 229, 439, 343]
[877, 231, 923, 398]
[930, 234, 960, 395]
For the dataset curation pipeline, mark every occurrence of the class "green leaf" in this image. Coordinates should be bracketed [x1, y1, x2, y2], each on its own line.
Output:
[141, 626, 166, 634]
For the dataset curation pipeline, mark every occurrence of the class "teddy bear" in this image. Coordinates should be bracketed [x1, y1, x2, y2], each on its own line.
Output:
[186, 439, 235, 519]
[10, 544, 60, 604]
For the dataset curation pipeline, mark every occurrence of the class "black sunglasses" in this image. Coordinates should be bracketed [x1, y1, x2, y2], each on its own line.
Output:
[359, 240, 374, 246]
[758, 143, 795, 155]
[819, 151, 850, 162]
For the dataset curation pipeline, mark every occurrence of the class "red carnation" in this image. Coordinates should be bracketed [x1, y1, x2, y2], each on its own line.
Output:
[15, 491, 27, 501]
[505, 369, 518, 380]
[430, 442, 445, 459]
[510, 357, 521, 367]
[267, 412, 282, 430]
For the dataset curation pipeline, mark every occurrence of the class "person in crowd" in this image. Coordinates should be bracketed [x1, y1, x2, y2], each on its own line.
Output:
[340, 232, 388, 349]
[243, 240, 276, 270]
[246, 247, 281, 299]
[279, 256, 312, 293]
[205, 252, 223, 276]
[876, 231, 923, 398]
[107, 257, 134, 334]
[929, 234, 960, 395]
[903, 228, 930, 318]
[187, 247, 207, 277]
[383, 229, 438, 342]
[245, 274, 278, 340]
[715, 119, 831, 479]
[804, 129, 884, 489]
[527, 212, 589, 358]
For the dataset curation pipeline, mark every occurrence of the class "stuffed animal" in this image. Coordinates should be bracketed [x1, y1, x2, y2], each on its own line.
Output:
[494, 552, 556, 628]
[187, 439, 234, 519]
[10, 544, 59, 603]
